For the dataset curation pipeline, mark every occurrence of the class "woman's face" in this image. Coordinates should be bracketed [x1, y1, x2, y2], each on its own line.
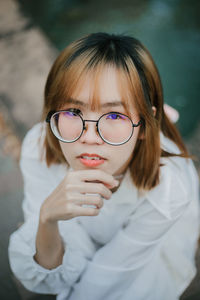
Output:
[59, 66, 141, 176]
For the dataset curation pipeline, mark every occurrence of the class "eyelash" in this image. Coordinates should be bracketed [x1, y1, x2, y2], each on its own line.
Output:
[66, 108, 126, 118]
[68, 108, 82, 115]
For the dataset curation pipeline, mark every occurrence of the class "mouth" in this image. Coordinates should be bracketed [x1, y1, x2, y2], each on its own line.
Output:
[77, 153, 106, 167]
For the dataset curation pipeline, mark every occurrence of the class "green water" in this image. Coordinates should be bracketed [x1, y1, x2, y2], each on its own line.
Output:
[18, 0, 200, 137]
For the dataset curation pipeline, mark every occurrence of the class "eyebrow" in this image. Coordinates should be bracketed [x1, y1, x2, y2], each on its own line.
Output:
[66, 98, 124, 108]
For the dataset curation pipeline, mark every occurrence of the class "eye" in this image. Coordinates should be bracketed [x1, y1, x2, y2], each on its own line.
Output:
[63, 108, 82, 117]
[106, 112, 126, 120]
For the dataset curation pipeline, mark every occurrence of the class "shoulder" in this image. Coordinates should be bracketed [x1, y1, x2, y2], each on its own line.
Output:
[21, 122, 46, 160]
[160, 133, 198, 189]
[145, 134, 199, 220]
[160, 132, 198, 188]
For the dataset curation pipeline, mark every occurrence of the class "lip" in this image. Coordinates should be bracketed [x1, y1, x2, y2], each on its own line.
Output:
[77, 153, 106, 167]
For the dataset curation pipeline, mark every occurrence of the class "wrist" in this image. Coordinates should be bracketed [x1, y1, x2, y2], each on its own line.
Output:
[39, 204, 57, 226]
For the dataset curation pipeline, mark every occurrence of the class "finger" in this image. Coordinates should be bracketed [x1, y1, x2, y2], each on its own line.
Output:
[164, 103, 179, 123]
[75, 194, 104, 209]
[73, 205, 100, 217]
[76, 170, 119, 188]
[77, 183, 112, 199]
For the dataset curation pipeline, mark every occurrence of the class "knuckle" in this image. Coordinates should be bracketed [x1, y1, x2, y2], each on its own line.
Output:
[66, 171, 78, 183]
[108, 190, 112, 197]
[67, 194, 74, 203]
[96, 197, 103, 207]
[65, 202, 72, 212]
[96, 184, 111, 199]
[98, 183, 105, 193]
[87, 208, 99, 216]
[65, 183, 75, 192]
[91, 209, 100, 216]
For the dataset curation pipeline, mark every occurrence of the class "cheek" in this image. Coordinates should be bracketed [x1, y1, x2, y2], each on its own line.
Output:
[111, 135, 138, 164]
[123, 129, 139, 153]
[123, 132, 139, 158]
[59, 142, 73, 162]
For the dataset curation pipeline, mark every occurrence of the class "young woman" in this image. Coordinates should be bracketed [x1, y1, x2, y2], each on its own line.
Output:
[9, 33, 200, 300]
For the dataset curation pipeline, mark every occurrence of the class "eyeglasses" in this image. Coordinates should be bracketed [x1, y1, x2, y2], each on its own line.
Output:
[46, 109, 142, 146]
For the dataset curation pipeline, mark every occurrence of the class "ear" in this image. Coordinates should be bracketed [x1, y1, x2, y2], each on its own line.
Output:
[152, 106, 157, 116]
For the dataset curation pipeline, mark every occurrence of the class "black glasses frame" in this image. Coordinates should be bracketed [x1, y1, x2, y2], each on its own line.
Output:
[46, 110, 142, 146]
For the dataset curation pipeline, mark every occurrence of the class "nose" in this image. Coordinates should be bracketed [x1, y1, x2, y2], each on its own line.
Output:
[79, 121, 104, 145]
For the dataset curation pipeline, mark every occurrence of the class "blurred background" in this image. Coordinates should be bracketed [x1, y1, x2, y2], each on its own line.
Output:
[0, 0, 199, 299]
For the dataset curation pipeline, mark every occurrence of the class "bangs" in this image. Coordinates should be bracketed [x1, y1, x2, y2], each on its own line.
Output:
[116, 61, 147, 119]
[53, 58, 145, 119]
[44, 33, 152, 120]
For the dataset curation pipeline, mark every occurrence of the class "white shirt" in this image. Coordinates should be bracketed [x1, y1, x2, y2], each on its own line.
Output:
[8, 123, 200, 300]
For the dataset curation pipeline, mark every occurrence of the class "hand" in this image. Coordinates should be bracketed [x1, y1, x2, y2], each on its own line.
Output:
[40, 169, 119, 224]
[164, 104, 179, 123]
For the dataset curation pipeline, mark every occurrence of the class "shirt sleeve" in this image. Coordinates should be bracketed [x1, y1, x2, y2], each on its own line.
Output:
[8, 123, 97, 296]
[69, 158, 195, 300]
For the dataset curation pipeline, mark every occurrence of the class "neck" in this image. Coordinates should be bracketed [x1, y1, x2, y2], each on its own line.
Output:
[111, 172, 126, 193]
[114, 173, 125, 180]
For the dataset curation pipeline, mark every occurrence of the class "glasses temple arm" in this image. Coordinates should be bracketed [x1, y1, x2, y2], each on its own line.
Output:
[133, 120, 143, 127]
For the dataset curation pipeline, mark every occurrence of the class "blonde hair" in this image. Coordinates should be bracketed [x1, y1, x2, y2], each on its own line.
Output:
[42, 32, 189, 190]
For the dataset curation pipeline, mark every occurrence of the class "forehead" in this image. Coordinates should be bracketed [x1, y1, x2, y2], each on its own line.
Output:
[71, 66, 122, 106]
[58, 64, 138, 116]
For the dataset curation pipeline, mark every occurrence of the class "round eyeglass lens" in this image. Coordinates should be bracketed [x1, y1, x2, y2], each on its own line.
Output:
[98, 113, 133, 145]
[50, 111, 83, 142]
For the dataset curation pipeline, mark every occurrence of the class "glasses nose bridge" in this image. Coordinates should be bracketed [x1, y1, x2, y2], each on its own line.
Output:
[83, 119, 99, 131]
